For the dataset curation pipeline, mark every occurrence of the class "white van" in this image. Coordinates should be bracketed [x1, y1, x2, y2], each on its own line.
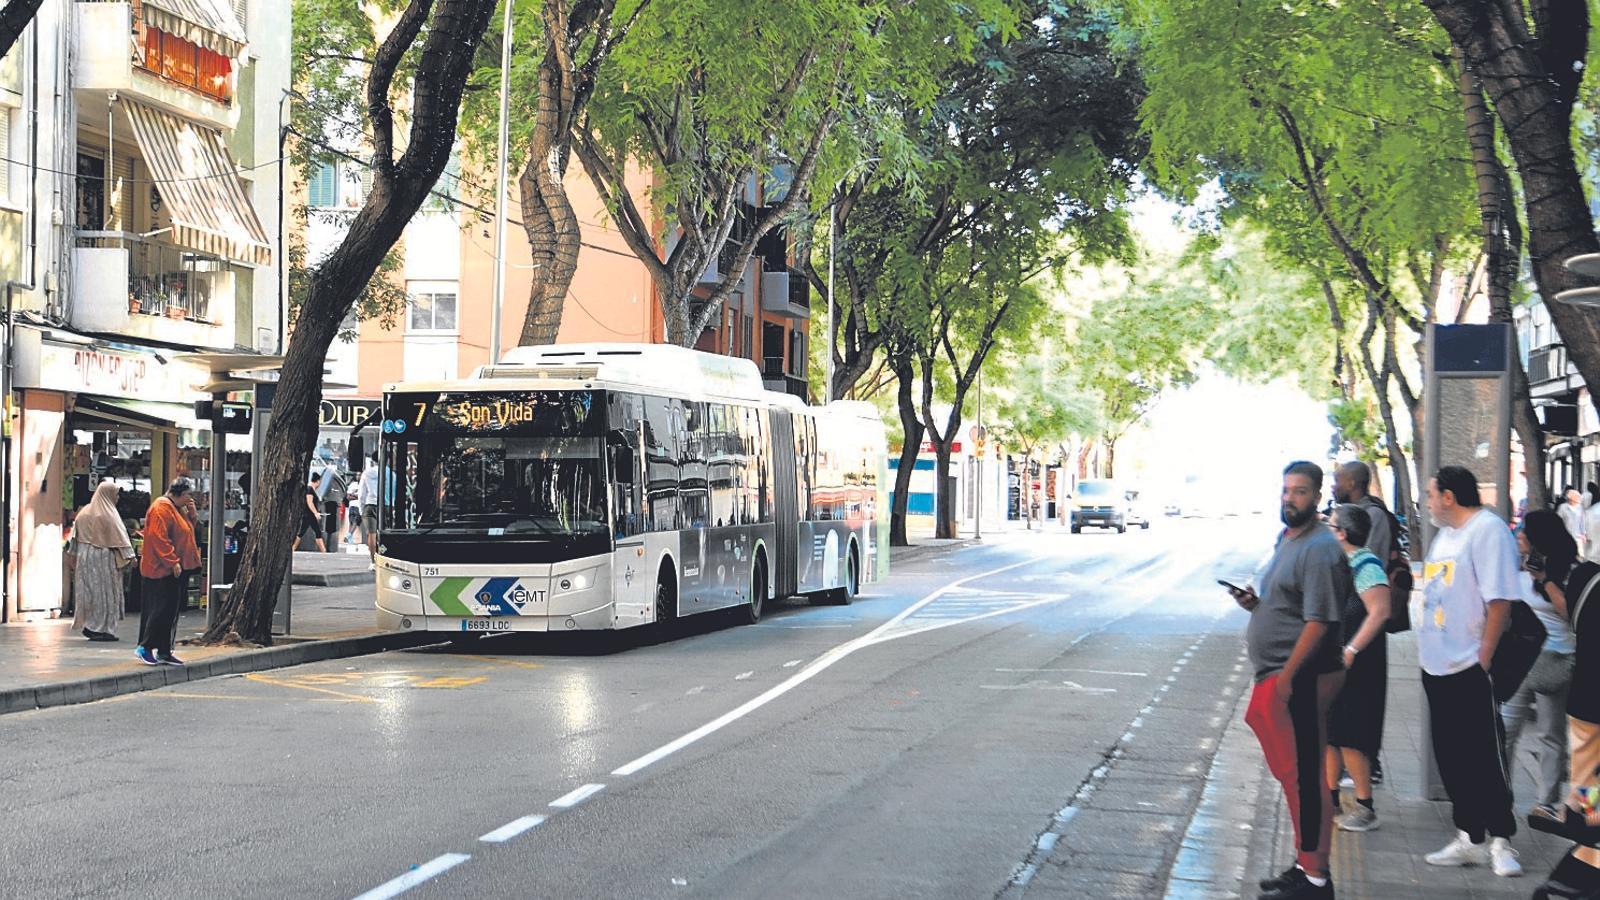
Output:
[1070, 480, 1150, 534]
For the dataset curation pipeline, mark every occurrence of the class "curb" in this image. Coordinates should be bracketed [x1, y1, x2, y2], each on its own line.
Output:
[891, 539, 976, 565]
[291, 571, 373, 588]
[0, 630, 441, 718]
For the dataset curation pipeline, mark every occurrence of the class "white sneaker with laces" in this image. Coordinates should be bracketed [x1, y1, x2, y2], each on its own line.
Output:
[1488, 837, 1521, 877]
[1425, 831, 1489, 867]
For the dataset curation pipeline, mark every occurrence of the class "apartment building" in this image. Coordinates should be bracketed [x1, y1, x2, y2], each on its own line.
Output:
[307, 160, 815, 463]
[1, 0, 288, 620]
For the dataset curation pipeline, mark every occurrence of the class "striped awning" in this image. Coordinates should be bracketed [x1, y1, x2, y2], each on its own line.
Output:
[140, 0, 247, 58]
[122, 99, 273, 267]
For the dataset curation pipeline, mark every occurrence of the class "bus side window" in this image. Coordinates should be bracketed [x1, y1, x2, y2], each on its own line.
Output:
[644, 395, 680, 532]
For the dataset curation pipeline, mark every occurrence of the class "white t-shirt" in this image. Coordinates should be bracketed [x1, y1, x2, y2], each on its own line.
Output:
[1560, 502, 1586, 545]
[1585, 503, 1600, 564]
[360, 465, 380, 509]
[1416, 507, 1523, 676]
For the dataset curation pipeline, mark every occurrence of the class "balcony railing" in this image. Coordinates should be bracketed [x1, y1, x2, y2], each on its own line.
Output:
[76, 231, 227, 324]
[1529, 345, 1570, 386]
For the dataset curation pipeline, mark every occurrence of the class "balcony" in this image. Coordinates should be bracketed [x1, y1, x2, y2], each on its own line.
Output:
[72, 231, 237, 349]
[762, 356, 807, 398]
[760, 268, 811, 319]
[1528, 344, 1583, 398]
[74, 1, 241, 130]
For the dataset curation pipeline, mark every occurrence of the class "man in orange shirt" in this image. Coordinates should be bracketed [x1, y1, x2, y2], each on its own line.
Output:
[137, 479, 200, 666]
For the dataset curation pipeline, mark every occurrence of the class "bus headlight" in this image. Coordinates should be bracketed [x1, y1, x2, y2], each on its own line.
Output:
[387, 574, 416, 593]
[556, 569, 598, 593]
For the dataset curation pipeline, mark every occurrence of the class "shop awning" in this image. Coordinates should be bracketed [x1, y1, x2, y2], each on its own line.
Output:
[122, 99, 273, 267]
[74, 396, 208, 432]
[141, 0, 247, 59]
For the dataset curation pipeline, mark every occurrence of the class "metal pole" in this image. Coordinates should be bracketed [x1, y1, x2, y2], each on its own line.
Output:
[206, 398, 225, 628]
[974, 369, 983, 542]
[825, 205, 834, 404]
[489, 0, 513, 363]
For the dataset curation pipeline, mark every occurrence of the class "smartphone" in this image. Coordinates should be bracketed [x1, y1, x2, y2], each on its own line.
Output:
[1217, 579, 1247, 594]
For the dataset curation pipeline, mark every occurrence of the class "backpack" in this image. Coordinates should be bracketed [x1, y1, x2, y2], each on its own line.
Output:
[1367, 497, 1412, 633]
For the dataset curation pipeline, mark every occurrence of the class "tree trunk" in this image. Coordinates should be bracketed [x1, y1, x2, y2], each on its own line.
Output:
[200, 0, 497, 645]
[516, 29, 582, 346]
[1360, 294, 1420, 553]
[1456, 46, 1550, 509]
[932, 441, 957, 539]
[1076, 438, 1094, 481]
[1427, 1, 1600, 413]
[889, 359, 922, 547]
[1103, 439, 1117, 479]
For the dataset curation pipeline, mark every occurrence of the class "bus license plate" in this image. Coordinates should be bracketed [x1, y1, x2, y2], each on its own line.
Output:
[460, 619, 512, 632]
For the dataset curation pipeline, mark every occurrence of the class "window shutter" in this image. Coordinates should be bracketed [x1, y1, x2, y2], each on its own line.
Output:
[231, 0, 248, 33]
[0, 109, 10, 199]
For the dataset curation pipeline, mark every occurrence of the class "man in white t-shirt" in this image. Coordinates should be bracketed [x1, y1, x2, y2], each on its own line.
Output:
[1584, 483, 1600, 565]
[1559, 487, 1586, 553]
[1416, 466, 1522, 877]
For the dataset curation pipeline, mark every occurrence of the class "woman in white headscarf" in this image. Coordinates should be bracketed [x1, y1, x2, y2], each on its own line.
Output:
[69, 481, 135, 641]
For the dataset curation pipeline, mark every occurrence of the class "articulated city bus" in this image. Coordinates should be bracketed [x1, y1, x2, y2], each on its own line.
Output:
[372, 344, 888, 636]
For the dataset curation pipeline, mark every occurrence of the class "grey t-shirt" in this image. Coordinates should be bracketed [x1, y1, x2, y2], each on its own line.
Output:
[1247, 525, 1351, 681]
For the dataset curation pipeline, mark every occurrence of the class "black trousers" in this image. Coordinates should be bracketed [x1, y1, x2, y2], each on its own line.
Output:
[139, 575, 182, 657]
[1423, 665, 1517, 841]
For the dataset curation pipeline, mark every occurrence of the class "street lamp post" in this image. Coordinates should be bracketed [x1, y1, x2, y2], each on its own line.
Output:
[488, 0, 513, 364]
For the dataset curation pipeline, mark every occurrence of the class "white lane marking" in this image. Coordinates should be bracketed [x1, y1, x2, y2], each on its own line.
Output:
[685, 686, 705, 696]
[478, 815, 547, 843]
[782, 659, 803, 668]
[549, 783, 605, 809]
[979, 680, 1117, 694]
[350, 853, 471, 900]
[993, 667, 1147, 677]
[610, 556, 1043, 777]
[734, 671, 754, 681]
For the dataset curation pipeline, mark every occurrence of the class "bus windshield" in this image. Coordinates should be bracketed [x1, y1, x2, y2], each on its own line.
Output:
[381, 390, 610, 540]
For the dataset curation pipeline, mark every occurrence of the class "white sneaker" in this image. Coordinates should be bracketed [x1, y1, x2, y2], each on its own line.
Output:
[1425, 831, 1490, 867]
[1488, 837, 1522, 877]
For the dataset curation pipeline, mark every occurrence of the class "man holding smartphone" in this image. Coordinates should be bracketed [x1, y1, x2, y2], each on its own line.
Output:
[1228, 460, 1351, 900]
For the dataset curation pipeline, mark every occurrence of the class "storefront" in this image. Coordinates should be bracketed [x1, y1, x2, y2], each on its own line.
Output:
[317, 397, 380, 473]
[4, 327, 258, 621]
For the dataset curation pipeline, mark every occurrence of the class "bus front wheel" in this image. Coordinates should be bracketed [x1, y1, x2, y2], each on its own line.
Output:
[742, 558, 766, 625]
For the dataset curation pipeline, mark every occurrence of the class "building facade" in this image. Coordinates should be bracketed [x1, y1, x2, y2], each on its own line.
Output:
[304, 158, 815, 467]
[2, 0, 288, 620]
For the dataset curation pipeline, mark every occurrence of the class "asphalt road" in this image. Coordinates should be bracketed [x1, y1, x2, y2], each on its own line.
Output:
[0, 517, 1277, 900]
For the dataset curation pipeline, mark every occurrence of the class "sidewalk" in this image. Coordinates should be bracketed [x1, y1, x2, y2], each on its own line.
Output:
[1, 537, 978, 716]
[1174, 633, 1575, 899]
[0, 551, 418, 716]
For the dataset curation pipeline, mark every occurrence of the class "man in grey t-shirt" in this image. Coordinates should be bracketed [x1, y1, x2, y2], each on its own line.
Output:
[1228, 461, 1350, 900]
[1333, 461, 1392, 560]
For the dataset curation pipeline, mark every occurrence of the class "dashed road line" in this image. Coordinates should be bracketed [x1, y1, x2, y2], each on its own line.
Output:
[549, 783, 605, 809]
[734, 671, 754, 681]
[478, 815, 547, 844]
[782, 659, 804, 668]
[351, 853, 470, 900]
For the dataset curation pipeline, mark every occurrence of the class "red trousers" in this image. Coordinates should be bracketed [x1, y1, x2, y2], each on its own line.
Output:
[1246, 670, 1344, 875]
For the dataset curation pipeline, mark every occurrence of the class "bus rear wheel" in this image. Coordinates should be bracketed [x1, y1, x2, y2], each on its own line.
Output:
[655, 569, 677, 627]
[742, 558, 766, 625]
[816, 545, 858, 606]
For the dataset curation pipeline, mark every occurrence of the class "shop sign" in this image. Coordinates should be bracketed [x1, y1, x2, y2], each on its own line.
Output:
[34, 341, 197, 400]
[918, 440, 963, 455]
[319, 398, 380, 429]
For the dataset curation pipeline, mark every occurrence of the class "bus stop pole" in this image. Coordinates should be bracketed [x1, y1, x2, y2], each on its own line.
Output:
[206, 393, 226, 629]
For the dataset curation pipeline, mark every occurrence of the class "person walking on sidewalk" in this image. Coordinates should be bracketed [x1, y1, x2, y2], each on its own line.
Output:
[359, 455, 381, 571]
[69, 481, 135, 641]
[1324, 504, 1390, 833]
[135, 479, 198, 667]
[1506, 511, 1578, 823]
[1228, 460, 1350, 900]
[1561, 487, 1587, 556]
[299, 472, 327, 553]
[1418, 465, 1523, 877]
